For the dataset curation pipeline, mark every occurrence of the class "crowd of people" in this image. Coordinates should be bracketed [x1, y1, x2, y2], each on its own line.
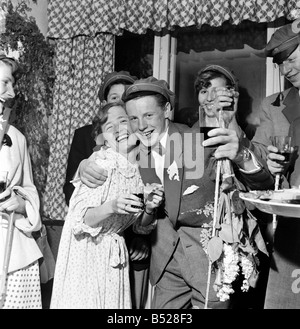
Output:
[0, 19, 299, 309]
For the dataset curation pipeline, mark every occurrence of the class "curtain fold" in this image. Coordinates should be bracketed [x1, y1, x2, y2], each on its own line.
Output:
[43, 34, 114, 221]
[48, 0, 299, 39]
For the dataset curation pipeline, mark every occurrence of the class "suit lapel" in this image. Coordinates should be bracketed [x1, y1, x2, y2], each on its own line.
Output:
[163, 122, 183, 226]
[282, 87, 300, 123]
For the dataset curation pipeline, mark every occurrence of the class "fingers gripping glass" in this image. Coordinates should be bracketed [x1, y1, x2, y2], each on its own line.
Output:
[199, 86, 235, 147]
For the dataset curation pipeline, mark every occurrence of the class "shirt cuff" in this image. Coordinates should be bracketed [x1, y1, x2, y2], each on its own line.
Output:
[238, 150, 262, 174]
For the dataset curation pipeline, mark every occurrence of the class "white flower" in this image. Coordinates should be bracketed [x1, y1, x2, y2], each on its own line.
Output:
[167, 160, 179, 181]
[240, 254, 254, 292]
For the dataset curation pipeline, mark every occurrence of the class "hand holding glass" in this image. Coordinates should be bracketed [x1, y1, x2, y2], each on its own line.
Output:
[131, 185, 144, 210]
[199, 87, 235, 147]
[271, 136, 292, 164]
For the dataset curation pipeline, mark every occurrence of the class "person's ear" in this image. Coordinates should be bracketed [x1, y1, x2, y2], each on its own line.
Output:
[102, 100, 107, 106]
[164, 102, 172, 119]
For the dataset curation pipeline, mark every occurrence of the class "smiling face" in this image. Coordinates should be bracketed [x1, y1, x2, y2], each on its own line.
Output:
[0, 61, 15, 108]
[126, 95, 170, 148]
[197, 76, 227, 118]
[102, 105, 137, 156]
[278, 45, 300, 88]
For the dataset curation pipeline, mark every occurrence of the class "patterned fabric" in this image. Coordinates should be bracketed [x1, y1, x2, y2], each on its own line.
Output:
[1, 261, 42, 309]
[43, 34, 114, 221]
[48, 0, 300, 38]
[50, 147, 147, 309]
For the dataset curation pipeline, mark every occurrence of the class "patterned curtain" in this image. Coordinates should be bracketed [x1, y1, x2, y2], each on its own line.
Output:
[43, 34, 114, 221]
[48, 0, 300, 38]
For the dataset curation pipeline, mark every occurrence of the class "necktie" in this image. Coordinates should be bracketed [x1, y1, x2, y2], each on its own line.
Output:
[148, 143, 166, 156]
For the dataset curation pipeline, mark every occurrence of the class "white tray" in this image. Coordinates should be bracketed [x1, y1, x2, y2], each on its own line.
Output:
[239, 189, 300, 218]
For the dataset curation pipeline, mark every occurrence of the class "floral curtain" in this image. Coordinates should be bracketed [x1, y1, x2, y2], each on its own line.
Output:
[43, 34, 114, 221]
[47, 0, 299, 38]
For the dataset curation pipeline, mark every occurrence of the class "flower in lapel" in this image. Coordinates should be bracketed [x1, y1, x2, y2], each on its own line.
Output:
[167, 160, 179, 181]
[183, 184, 199, 196]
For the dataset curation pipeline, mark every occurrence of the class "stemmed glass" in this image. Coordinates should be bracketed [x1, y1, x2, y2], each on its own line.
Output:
[271, 136, 292, 189]
[270, 135, 292, 230]
[199, 86, 235, 147]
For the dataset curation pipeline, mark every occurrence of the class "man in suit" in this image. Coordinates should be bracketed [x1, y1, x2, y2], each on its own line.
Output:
[79, 77, 274, 308]
[63, 70, 152, 309]
[249, 20, 300, 309]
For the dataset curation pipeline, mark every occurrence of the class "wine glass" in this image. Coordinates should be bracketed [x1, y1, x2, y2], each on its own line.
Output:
[270, 135, 292, 230]
[271, 136, 292, 166]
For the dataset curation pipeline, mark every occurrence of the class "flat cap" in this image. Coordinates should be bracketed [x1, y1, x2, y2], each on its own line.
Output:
[265, 19, 300, 64]
[122, 76, 176, 108]
[199, 64, 238, 91]
[98, 70, 137, 102]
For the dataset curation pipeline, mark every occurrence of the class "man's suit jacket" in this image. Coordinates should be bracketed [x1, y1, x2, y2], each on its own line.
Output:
[251, 87, 300, 160]
[63, 124, 95, 206]
[289, 116, 300, 187]
[138, 121, 273, 294]
[260, 88, 300, 309]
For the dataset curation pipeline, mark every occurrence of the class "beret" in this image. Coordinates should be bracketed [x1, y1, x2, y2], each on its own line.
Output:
[122, 76, 176, 108]
[98, 70, 137, 101]
[265, 19, 300, 64]
[198, 64, 238, 91]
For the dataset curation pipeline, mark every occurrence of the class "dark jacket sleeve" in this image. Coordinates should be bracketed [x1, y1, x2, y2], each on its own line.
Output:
[63, 125, 96, 206]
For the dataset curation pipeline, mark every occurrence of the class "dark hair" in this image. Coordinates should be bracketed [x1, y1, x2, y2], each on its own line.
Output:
[194, 70, 234, 95]
[0, 55, 22, 83]
[92, 101, 125, 140]
[104, 79, 132, 101]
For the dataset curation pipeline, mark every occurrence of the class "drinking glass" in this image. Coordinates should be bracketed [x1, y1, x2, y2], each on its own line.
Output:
[199, 105, 220, 148]
[271, 136, 292, 164]
[131, 185, 144, 210]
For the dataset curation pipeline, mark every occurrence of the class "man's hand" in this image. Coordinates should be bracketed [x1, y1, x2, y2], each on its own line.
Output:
[79, 158, 108, 188]
[267, 145, 288, 176]
[203, 127, 239, 160]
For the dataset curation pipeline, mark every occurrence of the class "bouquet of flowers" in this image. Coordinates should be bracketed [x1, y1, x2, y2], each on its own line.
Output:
[200, 157, 268, 305]
[200, 112, 268, 307]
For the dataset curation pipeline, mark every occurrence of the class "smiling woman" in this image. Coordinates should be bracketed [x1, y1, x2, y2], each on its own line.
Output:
[92, 102, 138, 160]
[50, 101, 163, 309]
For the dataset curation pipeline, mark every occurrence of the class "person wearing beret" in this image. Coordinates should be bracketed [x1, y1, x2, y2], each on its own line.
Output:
[63, 70, 152, 310]
[240, 19, 300, 309]
[78, 76, 274, 308]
